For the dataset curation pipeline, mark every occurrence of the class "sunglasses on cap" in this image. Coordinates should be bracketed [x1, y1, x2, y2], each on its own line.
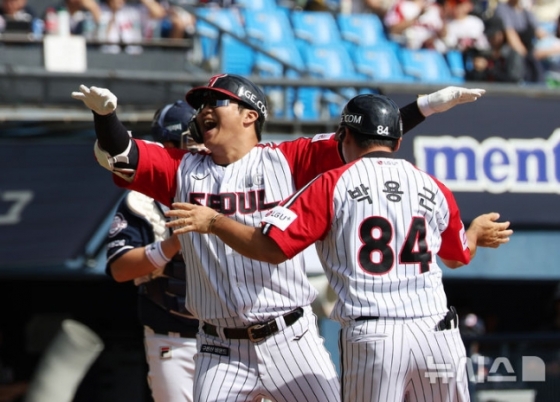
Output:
[199, 92, 238, 110]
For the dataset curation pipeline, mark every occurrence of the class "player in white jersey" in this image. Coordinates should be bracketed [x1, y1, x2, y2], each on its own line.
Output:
[72, 75, 487, 402]
[163, 94, 512, 402]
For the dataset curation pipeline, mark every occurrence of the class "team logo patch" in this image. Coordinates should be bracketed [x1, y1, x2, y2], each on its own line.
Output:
[245, 173, 264, 188]
[108, 213, 127, 237]
[311, 133, 334, 142]
[201, 345, 230, 356]
[160, 346, 172, 359]
[263, 206, 297, 231]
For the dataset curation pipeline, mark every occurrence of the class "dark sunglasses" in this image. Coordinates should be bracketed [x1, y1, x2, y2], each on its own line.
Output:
[199, 93, 237, 110]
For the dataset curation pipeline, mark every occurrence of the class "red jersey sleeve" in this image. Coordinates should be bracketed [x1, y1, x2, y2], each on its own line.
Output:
[277, 134, 344, 190]
[113, 139, 185, 207]
[262, 168, 342, 259]
[433, 177, 471, 265]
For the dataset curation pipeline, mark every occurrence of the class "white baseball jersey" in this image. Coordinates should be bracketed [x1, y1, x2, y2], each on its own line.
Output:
[262, 150, 470, 323]
[261, 150, 472, 402]
[114, 135, 343, 327]
[114, 135, 343, 402]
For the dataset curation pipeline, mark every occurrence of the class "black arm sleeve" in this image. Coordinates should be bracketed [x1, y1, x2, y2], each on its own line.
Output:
[94, 111, 134, 155]
[400, 101, 426, 135]
[94, 111, 139, 168]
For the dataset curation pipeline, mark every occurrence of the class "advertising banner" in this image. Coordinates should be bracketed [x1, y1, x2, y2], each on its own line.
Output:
[389, 92, 560, 228]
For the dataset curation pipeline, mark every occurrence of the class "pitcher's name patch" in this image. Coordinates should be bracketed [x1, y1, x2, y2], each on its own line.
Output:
[201, 345, 230, 356]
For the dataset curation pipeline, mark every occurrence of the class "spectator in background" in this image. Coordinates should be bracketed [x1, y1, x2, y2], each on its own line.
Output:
[463, 16, 525, 82]
[97, 0, 166, 54]
[442, 0, 489, 53]
[493, 0, 547, 82]
[303, 0, 332, 11]
[531, 0, 560, 30]
[384, 0, 446, 51]
[0, 0, 40, 35]
[159, 1, 196, 39]
[43, 0, 101, 36]
[197, 0, 237, 6]
[347, 0, 396, 19]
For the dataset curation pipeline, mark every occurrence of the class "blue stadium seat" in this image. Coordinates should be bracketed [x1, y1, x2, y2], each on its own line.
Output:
[253, 42, 322, 121]
[446, 50, 466, 80]
[352, 44, 415, 83]
[254, 42, 305, 77]
[235, 0, 277, 11]
[243, 9, 296, 46]
[195, 8, 245, 64]
[301, 44, 364, 81]
[399, 48, 464, 84]
[290, 11, 343, 46]
[299, 43, 365, 118]
[337, 13, 389, 52]
[219, 35, 255, 75]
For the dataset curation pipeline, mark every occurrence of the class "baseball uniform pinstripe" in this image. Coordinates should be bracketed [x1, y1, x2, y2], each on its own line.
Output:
[114, 137, 344, 401]
[262, 150, 472, 402]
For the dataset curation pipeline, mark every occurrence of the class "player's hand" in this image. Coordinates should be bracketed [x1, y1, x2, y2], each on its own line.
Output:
[165, 203, 220, 234]
[417, 86, 486, 117]
[468, 212, 513, 248]
[71, 85, 117, 115]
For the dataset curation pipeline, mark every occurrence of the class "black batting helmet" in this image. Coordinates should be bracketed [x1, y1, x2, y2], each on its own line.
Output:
[186, 74, 268, 120]
[185, 74, 268, 143]
[152, 100, 197, 146]
[339, 94, 403, 140]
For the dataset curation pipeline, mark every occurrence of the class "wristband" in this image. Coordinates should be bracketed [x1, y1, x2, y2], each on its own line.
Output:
[416, 94, 434, 117]
[145, 241, 171, 269]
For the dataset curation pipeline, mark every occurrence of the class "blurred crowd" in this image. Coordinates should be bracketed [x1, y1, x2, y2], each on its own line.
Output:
[1, 0, 560, 82]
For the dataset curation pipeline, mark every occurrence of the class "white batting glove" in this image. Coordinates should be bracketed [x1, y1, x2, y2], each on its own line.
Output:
[417, 87, 486, 117]
[71, 85, 117, 115]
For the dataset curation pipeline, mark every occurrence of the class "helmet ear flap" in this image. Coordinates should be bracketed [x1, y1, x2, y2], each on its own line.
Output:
[187, 116, 204, 143]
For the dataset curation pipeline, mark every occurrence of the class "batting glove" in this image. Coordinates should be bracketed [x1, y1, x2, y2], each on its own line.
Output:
[71, 85, 117, 115]
[417, 87, 486, 117]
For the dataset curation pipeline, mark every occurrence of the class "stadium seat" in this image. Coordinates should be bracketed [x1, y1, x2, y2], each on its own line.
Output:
[446, 50, 466, 80]
[219, 35, 255, 75]
[352, 44, 415, 83]
[235, 0, 277, 11]
[399, 48, 464, 84]
[253, 42, 322, 121]
[337, 13, 389, 54]
[243, 9, 296, 46]
[299, 42, 366, 118]
[195, 8, 246, 67]
[290, 11, 344, 46]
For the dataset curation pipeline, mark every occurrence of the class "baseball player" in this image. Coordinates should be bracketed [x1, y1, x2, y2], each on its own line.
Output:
[106, 100, 203, 402]
[165, 94, 513, 402]
[72, 75, 486, 402]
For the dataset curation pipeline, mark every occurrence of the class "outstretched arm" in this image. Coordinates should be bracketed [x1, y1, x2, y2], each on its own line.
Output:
[401, 86, 486, 134]
[72, 85, 139, 180]
[164, 203, 288, 265]
[441, 212, 512, 269]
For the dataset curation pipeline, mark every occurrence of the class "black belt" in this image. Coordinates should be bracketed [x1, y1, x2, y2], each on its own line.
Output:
[202, 307, 304, 343]
[356, 316, 379, 321]
[152, 327, 198, 339]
